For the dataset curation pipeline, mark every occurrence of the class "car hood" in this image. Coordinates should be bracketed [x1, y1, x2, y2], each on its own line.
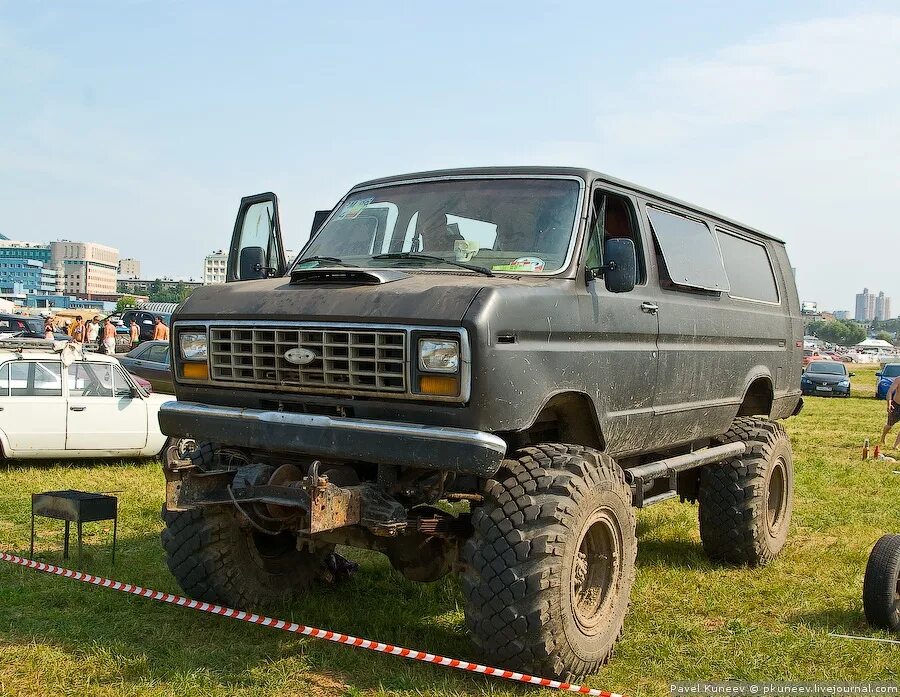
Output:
[172, 274, 525, 326]
[803, 372, 848, 384]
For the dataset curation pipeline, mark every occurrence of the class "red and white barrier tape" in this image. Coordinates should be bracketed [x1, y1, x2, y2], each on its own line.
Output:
[1, 552, 624, 697]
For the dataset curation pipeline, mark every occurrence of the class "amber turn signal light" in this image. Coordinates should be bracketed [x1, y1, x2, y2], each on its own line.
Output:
[418, 374, 459, 396]
[182, 362, 209, 380]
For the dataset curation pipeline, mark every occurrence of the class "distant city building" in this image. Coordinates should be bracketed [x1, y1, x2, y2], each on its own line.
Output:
[118, 258, 141, 279]
[203, 250, 228, 285]
[0, 240, 59, 295]
[833, 310, 851, 320]
[51, 241, 119, 297]
[856, 287, 892, 321]
[117, 278, 202, 295]
[875, 291, 892, 321]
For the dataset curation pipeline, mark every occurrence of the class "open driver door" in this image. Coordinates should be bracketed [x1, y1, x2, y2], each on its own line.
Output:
[226, 192, 287, 282]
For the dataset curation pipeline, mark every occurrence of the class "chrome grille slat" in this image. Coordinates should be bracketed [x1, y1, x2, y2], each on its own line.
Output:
[209, 325, 407, 393]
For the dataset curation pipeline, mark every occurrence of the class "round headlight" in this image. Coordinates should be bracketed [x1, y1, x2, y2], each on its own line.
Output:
[419, 338, 460, 373]
[180, 332, 208, 360]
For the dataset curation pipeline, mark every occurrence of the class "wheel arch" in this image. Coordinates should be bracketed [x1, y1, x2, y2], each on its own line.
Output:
[737, 374, 775, 417]
[510, 390, 605, 451]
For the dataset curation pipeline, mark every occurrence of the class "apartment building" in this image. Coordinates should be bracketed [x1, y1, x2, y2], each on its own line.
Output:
[50, 241, 120, 296]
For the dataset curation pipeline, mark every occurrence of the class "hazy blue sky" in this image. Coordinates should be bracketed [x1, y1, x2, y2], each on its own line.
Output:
[1, 1, 898, 311]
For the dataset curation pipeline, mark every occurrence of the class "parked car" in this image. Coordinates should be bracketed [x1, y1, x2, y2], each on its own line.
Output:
[0, 313, 69, 341]
[118, 340, 173, 393]
[0, 341, 175, 459]
[120, 309, 173, 343]
[159, 167, 803, 680]
[876, 363, 900, 399]
[801, 360, 852, 397]
[130, 373, 153, 393]
[802, 349, 832, 367]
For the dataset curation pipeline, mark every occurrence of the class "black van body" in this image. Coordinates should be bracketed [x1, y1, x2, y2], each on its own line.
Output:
[158, 167, 802, 680]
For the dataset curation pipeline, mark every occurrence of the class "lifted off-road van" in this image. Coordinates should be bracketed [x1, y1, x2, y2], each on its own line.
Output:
[159, 167, 802, 679]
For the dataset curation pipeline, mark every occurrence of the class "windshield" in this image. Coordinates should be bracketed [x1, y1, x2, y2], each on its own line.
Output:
[25, 319, 43, 334]
[807, 361, 846, 375]
[883, 364, 900, 378]
[297, 178, 581, 275]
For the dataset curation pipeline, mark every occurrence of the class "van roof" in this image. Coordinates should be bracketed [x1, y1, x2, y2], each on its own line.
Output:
[351, 166, 784, 244]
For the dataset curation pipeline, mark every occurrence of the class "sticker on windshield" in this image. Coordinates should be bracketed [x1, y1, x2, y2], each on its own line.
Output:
[491, 257, 545, 273]
[335, 197, 374, 221]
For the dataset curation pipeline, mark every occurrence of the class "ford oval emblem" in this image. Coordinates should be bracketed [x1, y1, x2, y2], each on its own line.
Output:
[284, 347, 317, 366]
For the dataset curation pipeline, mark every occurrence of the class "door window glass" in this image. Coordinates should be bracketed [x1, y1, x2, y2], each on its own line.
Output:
[0, 363, 8, 396]
[647, 206, 729, 292]
[144, 344, 168, 363]
[586, 191, 646, 285]
[236, 200, 283, 278]
[113, 366, 133, 398]
[69, 362, 114, 398]
[9, 361, 62, 396]
[716, 230, 780, 303]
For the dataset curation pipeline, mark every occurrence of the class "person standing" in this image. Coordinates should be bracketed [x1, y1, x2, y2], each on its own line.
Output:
[86, 316, 101, 345]
[880, 376, 900, 449]
[130, 319, 140, 348]
[70, 316, 85, 344]
[44, 318, 54, 340]
[102, 317, 117, 355]
[152, 316, 170, 341]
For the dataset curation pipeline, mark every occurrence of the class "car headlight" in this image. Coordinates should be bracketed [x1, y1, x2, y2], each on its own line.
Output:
[418, 338, 460, 373]
[179, 332, 208, 360]
[838, 379, 850, 387]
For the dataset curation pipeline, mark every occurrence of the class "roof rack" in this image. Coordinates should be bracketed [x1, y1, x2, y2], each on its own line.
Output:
[0, 338, 73, 353]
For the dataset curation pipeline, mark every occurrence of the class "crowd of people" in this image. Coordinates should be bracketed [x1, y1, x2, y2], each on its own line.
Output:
[42, 313, 169, 354]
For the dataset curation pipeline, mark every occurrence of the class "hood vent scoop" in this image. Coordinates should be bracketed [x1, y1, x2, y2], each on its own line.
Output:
[290, 268, 409, 285]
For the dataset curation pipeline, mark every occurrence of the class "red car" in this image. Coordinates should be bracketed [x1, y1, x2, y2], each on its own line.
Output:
[802, 349, 831, 367]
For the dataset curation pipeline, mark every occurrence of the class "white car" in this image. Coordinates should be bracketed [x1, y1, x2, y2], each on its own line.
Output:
[0, 340, 173, 459]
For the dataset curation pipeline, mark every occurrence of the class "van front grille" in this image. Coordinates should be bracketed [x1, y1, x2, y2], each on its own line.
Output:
[209, 326, 407, 393]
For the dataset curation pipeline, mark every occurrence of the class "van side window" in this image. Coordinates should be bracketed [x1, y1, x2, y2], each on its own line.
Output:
[647, 206, 729, 292]
[587, 190, 646, 285]
[717, 229, 779, 303]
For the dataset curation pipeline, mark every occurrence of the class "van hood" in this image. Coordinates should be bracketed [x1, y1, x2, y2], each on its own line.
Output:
[173, 274, 519, 326]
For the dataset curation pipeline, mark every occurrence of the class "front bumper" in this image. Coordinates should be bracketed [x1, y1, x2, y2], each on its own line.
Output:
[801, 384, 850, 397]
[158, 401, 507, 477]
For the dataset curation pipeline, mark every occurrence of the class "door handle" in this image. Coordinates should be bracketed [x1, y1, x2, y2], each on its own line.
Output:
[640, 302, 659, 314]
[70, 406, 87, 412]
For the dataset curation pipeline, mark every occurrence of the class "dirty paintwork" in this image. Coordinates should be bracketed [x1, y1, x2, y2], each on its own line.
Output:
[168, 167, 801, 459]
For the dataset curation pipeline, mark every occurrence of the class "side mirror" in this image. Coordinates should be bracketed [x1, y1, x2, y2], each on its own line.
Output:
[849, 372, 855, 377]
[601, 238, 637, 293]
[876, 372, 882, 378]
[239, 246, 268, 280]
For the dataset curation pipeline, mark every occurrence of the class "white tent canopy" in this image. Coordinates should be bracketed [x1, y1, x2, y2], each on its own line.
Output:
[854, 338, 895, 349]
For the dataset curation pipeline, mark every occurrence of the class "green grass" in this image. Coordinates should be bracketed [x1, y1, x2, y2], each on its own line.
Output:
[1, 365, 898, 696]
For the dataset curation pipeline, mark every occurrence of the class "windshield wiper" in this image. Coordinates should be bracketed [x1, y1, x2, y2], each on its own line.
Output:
[295, 255, 355, 268]
[372, 252, 494, 277]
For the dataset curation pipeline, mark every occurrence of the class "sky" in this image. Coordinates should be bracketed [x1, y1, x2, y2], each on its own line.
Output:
[1, 1, 898, 312]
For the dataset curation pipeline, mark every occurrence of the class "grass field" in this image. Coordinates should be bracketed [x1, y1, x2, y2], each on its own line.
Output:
[1, 364, 898, 696]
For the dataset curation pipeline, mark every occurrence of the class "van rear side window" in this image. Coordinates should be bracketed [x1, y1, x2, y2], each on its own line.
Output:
[647, 206, 729, 292]
[717, 230, 779, 303]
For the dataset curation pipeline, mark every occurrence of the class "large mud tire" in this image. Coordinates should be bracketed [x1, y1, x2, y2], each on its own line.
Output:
[699, 418, 794, 566]
[160, 506, 333, 608]
[461, 443, 636, 680]
[160, 445, 333, 608]
[863, 534, 900, 632]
